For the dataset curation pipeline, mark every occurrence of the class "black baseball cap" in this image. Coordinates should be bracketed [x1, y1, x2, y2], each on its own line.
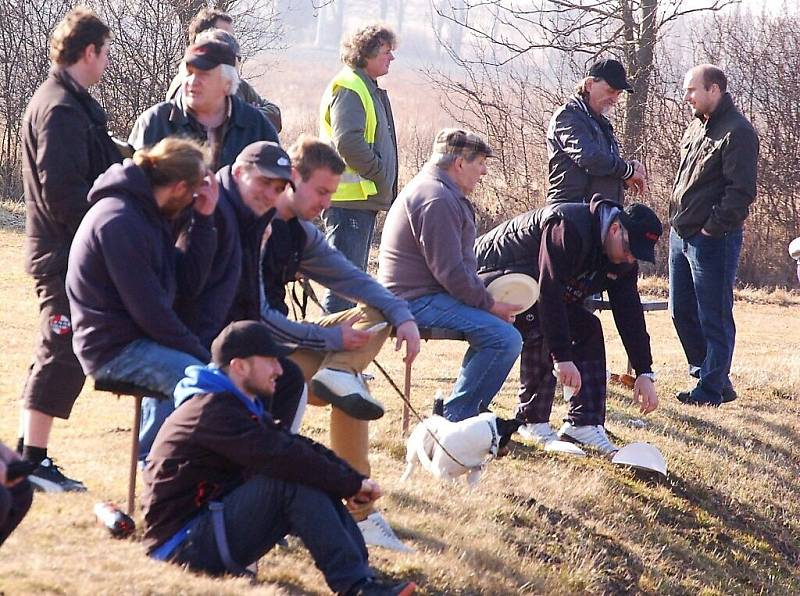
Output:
[618, 202, 663, 263]
[184, 36, 237, 70]
[587, 58, 634, 92]
[236, 141, 295, 190]
[211, 321, 293, 366]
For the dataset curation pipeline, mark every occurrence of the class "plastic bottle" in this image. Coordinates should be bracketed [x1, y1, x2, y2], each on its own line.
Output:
[94, 502, 135, 538]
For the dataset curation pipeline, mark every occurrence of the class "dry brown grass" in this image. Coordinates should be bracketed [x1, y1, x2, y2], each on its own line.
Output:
[0, 222, 799, 594]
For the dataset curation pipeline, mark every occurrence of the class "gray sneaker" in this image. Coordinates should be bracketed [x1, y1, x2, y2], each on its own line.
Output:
[558, 423, 619, 455]
[310, 368, 385, 420]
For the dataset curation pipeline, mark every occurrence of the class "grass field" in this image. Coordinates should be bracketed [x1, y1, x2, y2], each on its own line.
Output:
[1, 210, 799, 594]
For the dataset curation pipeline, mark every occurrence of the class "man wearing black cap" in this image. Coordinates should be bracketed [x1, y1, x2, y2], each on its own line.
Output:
[141, 321, 417, 595]
[475, 195, 662, 455]
[546, 58, 648, 205]
[128, 28, 278, 171]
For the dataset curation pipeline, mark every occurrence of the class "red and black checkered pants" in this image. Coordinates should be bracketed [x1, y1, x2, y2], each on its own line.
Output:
[515, 303, 608, 427]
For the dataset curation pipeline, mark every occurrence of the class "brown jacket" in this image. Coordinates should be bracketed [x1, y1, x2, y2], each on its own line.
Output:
[21, 69, 121, 276]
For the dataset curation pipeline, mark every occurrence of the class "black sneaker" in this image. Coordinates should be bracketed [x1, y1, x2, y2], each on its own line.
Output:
[676, 390, 721, 407]
[722, 385, 738, 403]
[28, 457, 87, 493]
[345, 578, 417, 596]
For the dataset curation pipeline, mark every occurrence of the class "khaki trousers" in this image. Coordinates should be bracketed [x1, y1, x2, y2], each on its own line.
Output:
[288, 304, 389, 519]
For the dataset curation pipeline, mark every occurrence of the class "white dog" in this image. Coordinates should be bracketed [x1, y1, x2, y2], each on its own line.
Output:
[401, 412, 521, 488]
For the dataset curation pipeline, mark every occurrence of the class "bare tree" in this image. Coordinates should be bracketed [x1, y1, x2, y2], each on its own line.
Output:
[431, 0, 738, 156]
[0, 0, 283, 201]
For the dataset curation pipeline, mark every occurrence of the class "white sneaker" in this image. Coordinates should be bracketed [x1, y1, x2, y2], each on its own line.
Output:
[517, 422, 559, 446]
[357, 512, 414, 553]
[558, 423, 619, 455]
[310, 368, 385, 420]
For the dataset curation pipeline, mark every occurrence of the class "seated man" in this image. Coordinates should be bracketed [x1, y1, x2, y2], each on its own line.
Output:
[0, 441, 33, 546]
[128, 30, 278, 171]
[142, 321, 416, 596]
[475, 194, 662, 454]
[66, 138, 217, 419]
[379, 128, 522, 422]
[221, 137, 420, 551]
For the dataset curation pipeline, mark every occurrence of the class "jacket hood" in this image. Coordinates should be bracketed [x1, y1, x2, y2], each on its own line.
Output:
[174, 364, 243, 406]
[87, 159, 158, 211]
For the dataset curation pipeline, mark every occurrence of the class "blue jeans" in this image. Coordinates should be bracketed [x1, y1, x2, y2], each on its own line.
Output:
[93, 339, 204, 459]
[321, 207, 377, 313]
[171, 475, 371, 592]
[408, 293, 522, 421]
[669, 228, 743, 403]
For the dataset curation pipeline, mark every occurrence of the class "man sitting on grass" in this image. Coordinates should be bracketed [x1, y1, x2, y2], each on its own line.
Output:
[142, 321, 416, 596]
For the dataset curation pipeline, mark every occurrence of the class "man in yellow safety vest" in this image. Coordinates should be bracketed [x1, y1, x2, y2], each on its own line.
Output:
[319, 24, 399, 313]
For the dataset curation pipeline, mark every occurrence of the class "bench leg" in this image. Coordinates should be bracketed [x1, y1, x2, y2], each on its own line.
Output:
[401, 360, 412, 436]
[128, 395, 142, 517]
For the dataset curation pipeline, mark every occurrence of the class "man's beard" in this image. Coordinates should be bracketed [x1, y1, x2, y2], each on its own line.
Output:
[243, 379, 275, 399]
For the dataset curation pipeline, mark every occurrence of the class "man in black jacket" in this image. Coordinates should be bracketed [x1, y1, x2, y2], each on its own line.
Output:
[142, 321, 416, 595]
[475, 196, 661, 455]
[669, 64, 759, 407]
[546, 59, 647, 205]
[17, 7, 121, 492]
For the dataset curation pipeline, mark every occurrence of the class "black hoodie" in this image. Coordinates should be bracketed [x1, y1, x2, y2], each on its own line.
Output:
[66, 160, 213, 375]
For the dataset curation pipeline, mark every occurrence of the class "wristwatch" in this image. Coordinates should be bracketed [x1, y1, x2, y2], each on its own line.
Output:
[637, 372, 657, 382]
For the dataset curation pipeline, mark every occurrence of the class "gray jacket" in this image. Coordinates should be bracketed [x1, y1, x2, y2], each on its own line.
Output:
[260, 218, 413, 351]
[326, 67, 398, 211]
[546, 95, 633, 204]
[378, 164, 494, 310]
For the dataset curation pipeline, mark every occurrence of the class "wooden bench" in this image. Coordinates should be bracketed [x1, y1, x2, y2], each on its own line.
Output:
[93, 380, 169, 516]
[392, 297, 667, 434]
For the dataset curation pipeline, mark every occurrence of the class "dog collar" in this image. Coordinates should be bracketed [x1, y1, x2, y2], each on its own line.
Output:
[486, 419, 499, 458]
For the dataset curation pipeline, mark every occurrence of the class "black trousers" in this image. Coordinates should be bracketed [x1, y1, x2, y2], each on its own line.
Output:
[0, 480, 33, 545]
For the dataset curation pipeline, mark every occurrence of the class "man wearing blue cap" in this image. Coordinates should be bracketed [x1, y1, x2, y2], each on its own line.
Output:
[546, 58, 648, 205]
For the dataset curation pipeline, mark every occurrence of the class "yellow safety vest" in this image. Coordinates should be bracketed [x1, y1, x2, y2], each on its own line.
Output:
[319, 67, 378, 201]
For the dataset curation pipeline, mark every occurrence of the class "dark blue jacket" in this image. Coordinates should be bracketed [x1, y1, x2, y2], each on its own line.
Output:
[128, 94, 278, 170]
[66, 160, 212, 374]
[546, 95, 633, 204]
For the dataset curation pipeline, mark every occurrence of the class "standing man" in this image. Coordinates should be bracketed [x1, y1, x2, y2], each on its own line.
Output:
[17, 7, 121, 492]
[319, 24, 398, 313]
[165, 8, 282, 132]
[546, 58, 648, 205]
[379, 129, 522, 422]
[669, 64, 759, 406]
[475, 195, 662, 454]
[129, 30, 278, 171]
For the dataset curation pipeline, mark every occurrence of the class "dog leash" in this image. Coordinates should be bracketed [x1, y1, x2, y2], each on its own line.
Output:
[371, 358, 482, 471]
[295, 278, 481, 472]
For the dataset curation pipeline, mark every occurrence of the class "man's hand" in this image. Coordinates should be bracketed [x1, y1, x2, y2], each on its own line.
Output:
[394, 320, 421, 365]
[192, 171, 219, 216]
[633, 375, 659, 414]
[553, 360, 582, 396]
[347, 478, 382, 510]
[489, 300, 522, 322]
[625, 160, 649, 196]
[339, 313, 372, 350]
